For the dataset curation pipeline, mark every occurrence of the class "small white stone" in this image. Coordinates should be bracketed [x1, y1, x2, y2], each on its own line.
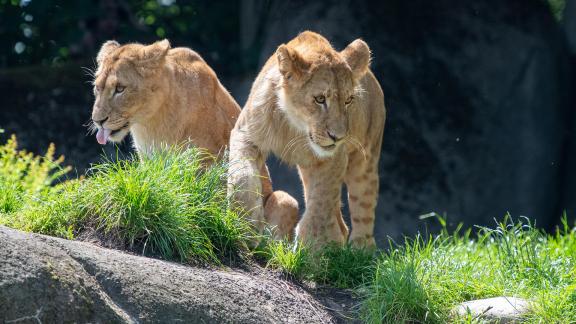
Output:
[454, 296, 529, 323]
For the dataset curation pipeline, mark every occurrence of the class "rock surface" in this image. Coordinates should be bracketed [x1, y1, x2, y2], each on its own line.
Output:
[0, 226, 336, 323]
[454, 297, 529, 323]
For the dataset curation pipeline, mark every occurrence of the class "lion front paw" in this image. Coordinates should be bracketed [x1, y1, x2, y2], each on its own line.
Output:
[349, 235, 376, 248]
[296, 219, 347, 249]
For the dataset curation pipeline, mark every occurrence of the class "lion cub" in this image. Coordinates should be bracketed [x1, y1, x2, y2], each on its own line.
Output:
[228, 31, 386, 247]
[91, 39, 240, 157]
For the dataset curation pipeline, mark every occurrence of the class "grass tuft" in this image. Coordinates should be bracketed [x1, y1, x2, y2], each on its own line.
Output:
[0, 137, 252, 264]
[77, 149, 252, 264]
[263, 240, 376, 289]
[264, 239, 310, 278]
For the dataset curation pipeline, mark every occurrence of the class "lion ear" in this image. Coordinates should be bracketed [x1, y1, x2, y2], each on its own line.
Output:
[276, 44, 309, 80]
[138, 39, 170, 65]
[341, 39, 371, 80]
[96, 40, 120, 65]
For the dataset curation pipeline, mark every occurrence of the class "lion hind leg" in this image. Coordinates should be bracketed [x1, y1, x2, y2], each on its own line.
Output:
[264, 190, 299, 240]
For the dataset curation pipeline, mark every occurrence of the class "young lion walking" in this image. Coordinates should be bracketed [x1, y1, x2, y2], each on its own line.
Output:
[228, 31, 386, 247]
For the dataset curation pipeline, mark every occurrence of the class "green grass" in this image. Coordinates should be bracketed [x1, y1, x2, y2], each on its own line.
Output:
[1, 135, 575, 323]
[0, 137, 252, 264]
[263, 240, 376, 288]
[262, 216, 576, 323]
[361, 216, 576, 323]
[74, 150, 252, 264]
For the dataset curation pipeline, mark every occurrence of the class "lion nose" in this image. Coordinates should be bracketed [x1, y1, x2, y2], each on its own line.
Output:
[93, 117, 108, 127]
[327, 130, 345, 143]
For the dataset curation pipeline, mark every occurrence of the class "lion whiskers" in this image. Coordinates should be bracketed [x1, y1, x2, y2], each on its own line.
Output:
[280, 135, 308, 161]
[345, 136, 368, 161]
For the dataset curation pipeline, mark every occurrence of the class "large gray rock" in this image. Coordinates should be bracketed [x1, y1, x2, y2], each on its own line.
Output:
[0, 226, 334, 323]
[252, 0, 574, 241]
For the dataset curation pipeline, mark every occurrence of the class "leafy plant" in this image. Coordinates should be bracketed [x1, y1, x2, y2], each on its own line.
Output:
[0, 134, 69, 214]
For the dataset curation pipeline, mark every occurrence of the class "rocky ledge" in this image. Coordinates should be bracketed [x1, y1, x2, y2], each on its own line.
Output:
[0, 226, 343, 323]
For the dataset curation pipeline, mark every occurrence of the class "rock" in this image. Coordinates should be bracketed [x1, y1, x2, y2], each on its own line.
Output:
[454, 297, 529, 323]
[0, 226, 334, 323]
[564, 0, 576, 55]
[560, 0, 576, 224]
[254, 0, 574, 241]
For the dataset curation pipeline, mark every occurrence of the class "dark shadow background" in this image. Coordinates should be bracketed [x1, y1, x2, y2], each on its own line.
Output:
[1, 0, 574, 244]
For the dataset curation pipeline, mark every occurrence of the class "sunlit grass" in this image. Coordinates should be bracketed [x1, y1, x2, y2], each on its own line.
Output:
[361, 216, 576, 323]
[263, 240, 375, 288]
[1, 135, 575, 323]
[260, 215, 576, 323]
[0, 138, 252, 264]
[75, 149, 252, 264]
[0, 135, 70, 214]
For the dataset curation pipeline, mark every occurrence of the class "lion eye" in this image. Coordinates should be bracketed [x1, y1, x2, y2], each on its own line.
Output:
[314, 95, 326, 104]
[345, 96, 354, 105]
[115, 85, 126, 94]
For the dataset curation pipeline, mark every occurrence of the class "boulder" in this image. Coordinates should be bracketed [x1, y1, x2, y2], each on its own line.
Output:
[0, 226, 335, 323]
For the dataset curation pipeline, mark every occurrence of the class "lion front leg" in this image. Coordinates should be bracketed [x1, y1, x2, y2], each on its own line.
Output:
[227, 129, 266, 235]
[296, 156, 348, 248]
[344, 151, 379, 248]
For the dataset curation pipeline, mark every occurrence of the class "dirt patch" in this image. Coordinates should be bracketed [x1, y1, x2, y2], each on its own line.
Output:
[306, 286, 362, 323]
[238, 267, 363, 323]
[76, 226, 127, 251]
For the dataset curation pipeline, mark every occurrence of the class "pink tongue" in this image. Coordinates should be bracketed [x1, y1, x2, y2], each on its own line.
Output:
[96, 128, 111, 145]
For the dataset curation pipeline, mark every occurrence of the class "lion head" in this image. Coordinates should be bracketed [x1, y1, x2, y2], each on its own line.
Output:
[90, 39, 171, 144]
[275, 33, 371, 158]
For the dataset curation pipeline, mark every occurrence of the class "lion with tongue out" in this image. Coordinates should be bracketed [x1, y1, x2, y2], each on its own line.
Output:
[91, 39, 240, 157]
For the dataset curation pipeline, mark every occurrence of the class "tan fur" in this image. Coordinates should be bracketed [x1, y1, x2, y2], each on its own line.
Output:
[91, 39, 240, 157]
[228, 32, 386, 247]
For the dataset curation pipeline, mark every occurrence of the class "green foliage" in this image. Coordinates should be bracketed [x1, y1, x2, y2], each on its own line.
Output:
[76, 148, 252, 264]
[264, 240, 376, 289]
[5, 179, 79, 239]
[0, 134, 70, 214]
[362, 254, 442, 323]
[0, 1, 248, 74]
[308, 243, 376, 288]
[547, 0, 566, 21]
[264, 240, 310, 278]
[361, 215, 576, 323]
[1, 138, 252, 264]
